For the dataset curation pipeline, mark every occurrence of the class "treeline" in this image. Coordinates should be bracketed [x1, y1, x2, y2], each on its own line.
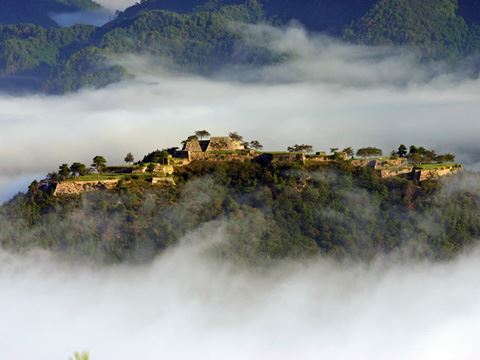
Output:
[1, 160, 478, 264]
[2, 0, 480, 93]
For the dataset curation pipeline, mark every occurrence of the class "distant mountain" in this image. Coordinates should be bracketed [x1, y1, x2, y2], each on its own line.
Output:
[0, 0, 101, 27]
[344, 0, 480, 60]
[2, 0, 480, 93]
[116, 0, 377, 33]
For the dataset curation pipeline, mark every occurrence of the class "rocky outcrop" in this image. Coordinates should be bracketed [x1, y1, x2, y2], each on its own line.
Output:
[53, 180, 119, 196]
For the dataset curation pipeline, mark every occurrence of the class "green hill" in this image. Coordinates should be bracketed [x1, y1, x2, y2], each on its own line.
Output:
[2, 0, 480, 93]
[1, 158, 478, 264]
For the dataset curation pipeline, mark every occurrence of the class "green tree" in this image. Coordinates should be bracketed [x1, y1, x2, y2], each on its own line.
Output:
[250, 140, 263, 150]
[356, 147, 383, 158]
[181, 135, 199, 148]
[195, 130, 211, 140]
[436, 153, 456, 163]
[70, 162, 88, 177]
[124, 152, 134, 165]
[92, 156, 107, 173]
[229, 132, 244, 142]
[58, 163, 70, 180]
[397, 144, 408, 158]
[288, 144, 313, 153]
[342, 147, 354, 157]
[147, 163, 156, 173]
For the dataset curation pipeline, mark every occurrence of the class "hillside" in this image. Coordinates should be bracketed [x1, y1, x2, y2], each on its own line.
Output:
[0, 137, 475, 264]
[0, 0, 101, 27]
[2, 0, 480, 93]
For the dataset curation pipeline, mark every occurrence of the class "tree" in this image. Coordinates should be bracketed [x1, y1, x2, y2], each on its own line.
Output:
[141, 149, 170, 164]
[92, 156, 107, 173]
[124, 152, 134, 165]
[250, 140, 263, 151]
[181, 135, 199, 147]
[288, 144, 313, 153]
[147, 163, 156, 173]
[195, 130, 211, 140]
[397, 144, 408, 158]
[436, 153, 456, 163]
[342, 147, 354, 157]
[70, 162, 88, 177]
[356, 147, 383, 158]
[58, 163, 70, 180]
[229, 132, 244, 142]
[330, 147, 339, 155]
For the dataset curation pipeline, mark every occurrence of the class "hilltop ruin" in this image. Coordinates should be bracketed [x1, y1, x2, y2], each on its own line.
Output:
[50, 134, 463, 196]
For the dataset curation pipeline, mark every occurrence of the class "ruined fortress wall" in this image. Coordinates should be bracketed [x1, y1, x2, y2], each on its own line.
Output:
[379, 167, 414, 179]
[351, 159, 376, 168]
[189, 151, 256, 162]
[374, 158, 408, 169]
[151, 177, 176, 186]
[53, 180, 119, 196]
[417, 167, 462, 181]
[133, 165, 174, 175]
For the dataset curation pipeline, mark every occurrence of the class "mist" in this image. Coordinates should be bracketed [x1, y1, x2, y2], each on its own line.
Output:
[95, 0, 137, 11]
[0, 26, 479, 194]
[50, 9, 114, 27]
[1, 229, 479, 360]
[2, 23, 480, 356]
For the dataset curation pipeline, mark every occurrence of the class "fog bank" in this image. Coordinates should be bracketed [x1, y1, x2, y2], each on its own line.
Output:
[95, 0, 136, 11]
[1, 26, 480, 202]
[1, 232, 479, 360]
[50, 10, 114, 27]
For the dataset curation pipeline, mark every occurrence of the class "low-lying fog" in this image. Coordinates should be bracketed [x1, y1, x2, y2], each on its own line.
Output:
[1, 22, 480, 359]
[1, 26, 479, 202]
[1, 230, 479, 360]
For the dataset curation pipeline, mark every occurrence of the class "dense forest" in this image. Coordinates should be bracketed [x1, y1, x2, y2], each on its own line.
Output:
[2, 0, 480, 93]
[1, 160, 479, 265]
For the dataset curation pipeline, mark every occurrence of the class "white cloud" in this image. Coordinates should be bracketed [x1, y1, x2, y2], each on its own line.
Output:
[95, 0, 137, 11]
[1, 27, 479, 201]
[49, 9, 114, 27]
[0, 233, 479, 359]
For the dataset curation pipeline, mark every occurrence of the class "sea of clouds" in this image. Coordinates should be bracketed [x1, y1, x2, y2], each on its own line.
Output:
[1, 22, 480, 359]
[1, 26, 479, 201]
[1, 228, 479, 360]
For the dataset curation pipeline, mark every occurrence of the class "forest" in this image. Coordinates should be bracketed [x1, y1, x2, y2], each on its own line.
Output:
[1, 157, 479, 265]
[2, 0, 480, 93]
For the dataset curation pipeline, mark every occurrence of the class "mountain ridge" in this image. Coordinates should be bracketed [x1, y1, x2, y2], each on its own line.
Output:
[1, 0, 480, 93]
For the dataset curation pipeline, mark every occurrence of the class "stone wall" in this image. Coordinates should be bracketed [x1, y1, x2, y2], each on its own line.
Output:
[414, 165, 463, 181]
[151, 177, 176, 186]
[133, 164, 174, 175]
[379, 167, 414, 179]
[373, 158, 408, 169]
[53, 180, 119, 196]
[189, 151, 257, 162]
[256, 153, 306, 165]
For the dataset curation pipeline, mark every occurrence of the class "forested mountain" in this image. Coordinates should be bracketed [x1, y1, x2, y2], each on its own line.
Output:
[0, 0, 101, 27]
[2, 0, 480, 93]
[2, 160, 479, 264]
